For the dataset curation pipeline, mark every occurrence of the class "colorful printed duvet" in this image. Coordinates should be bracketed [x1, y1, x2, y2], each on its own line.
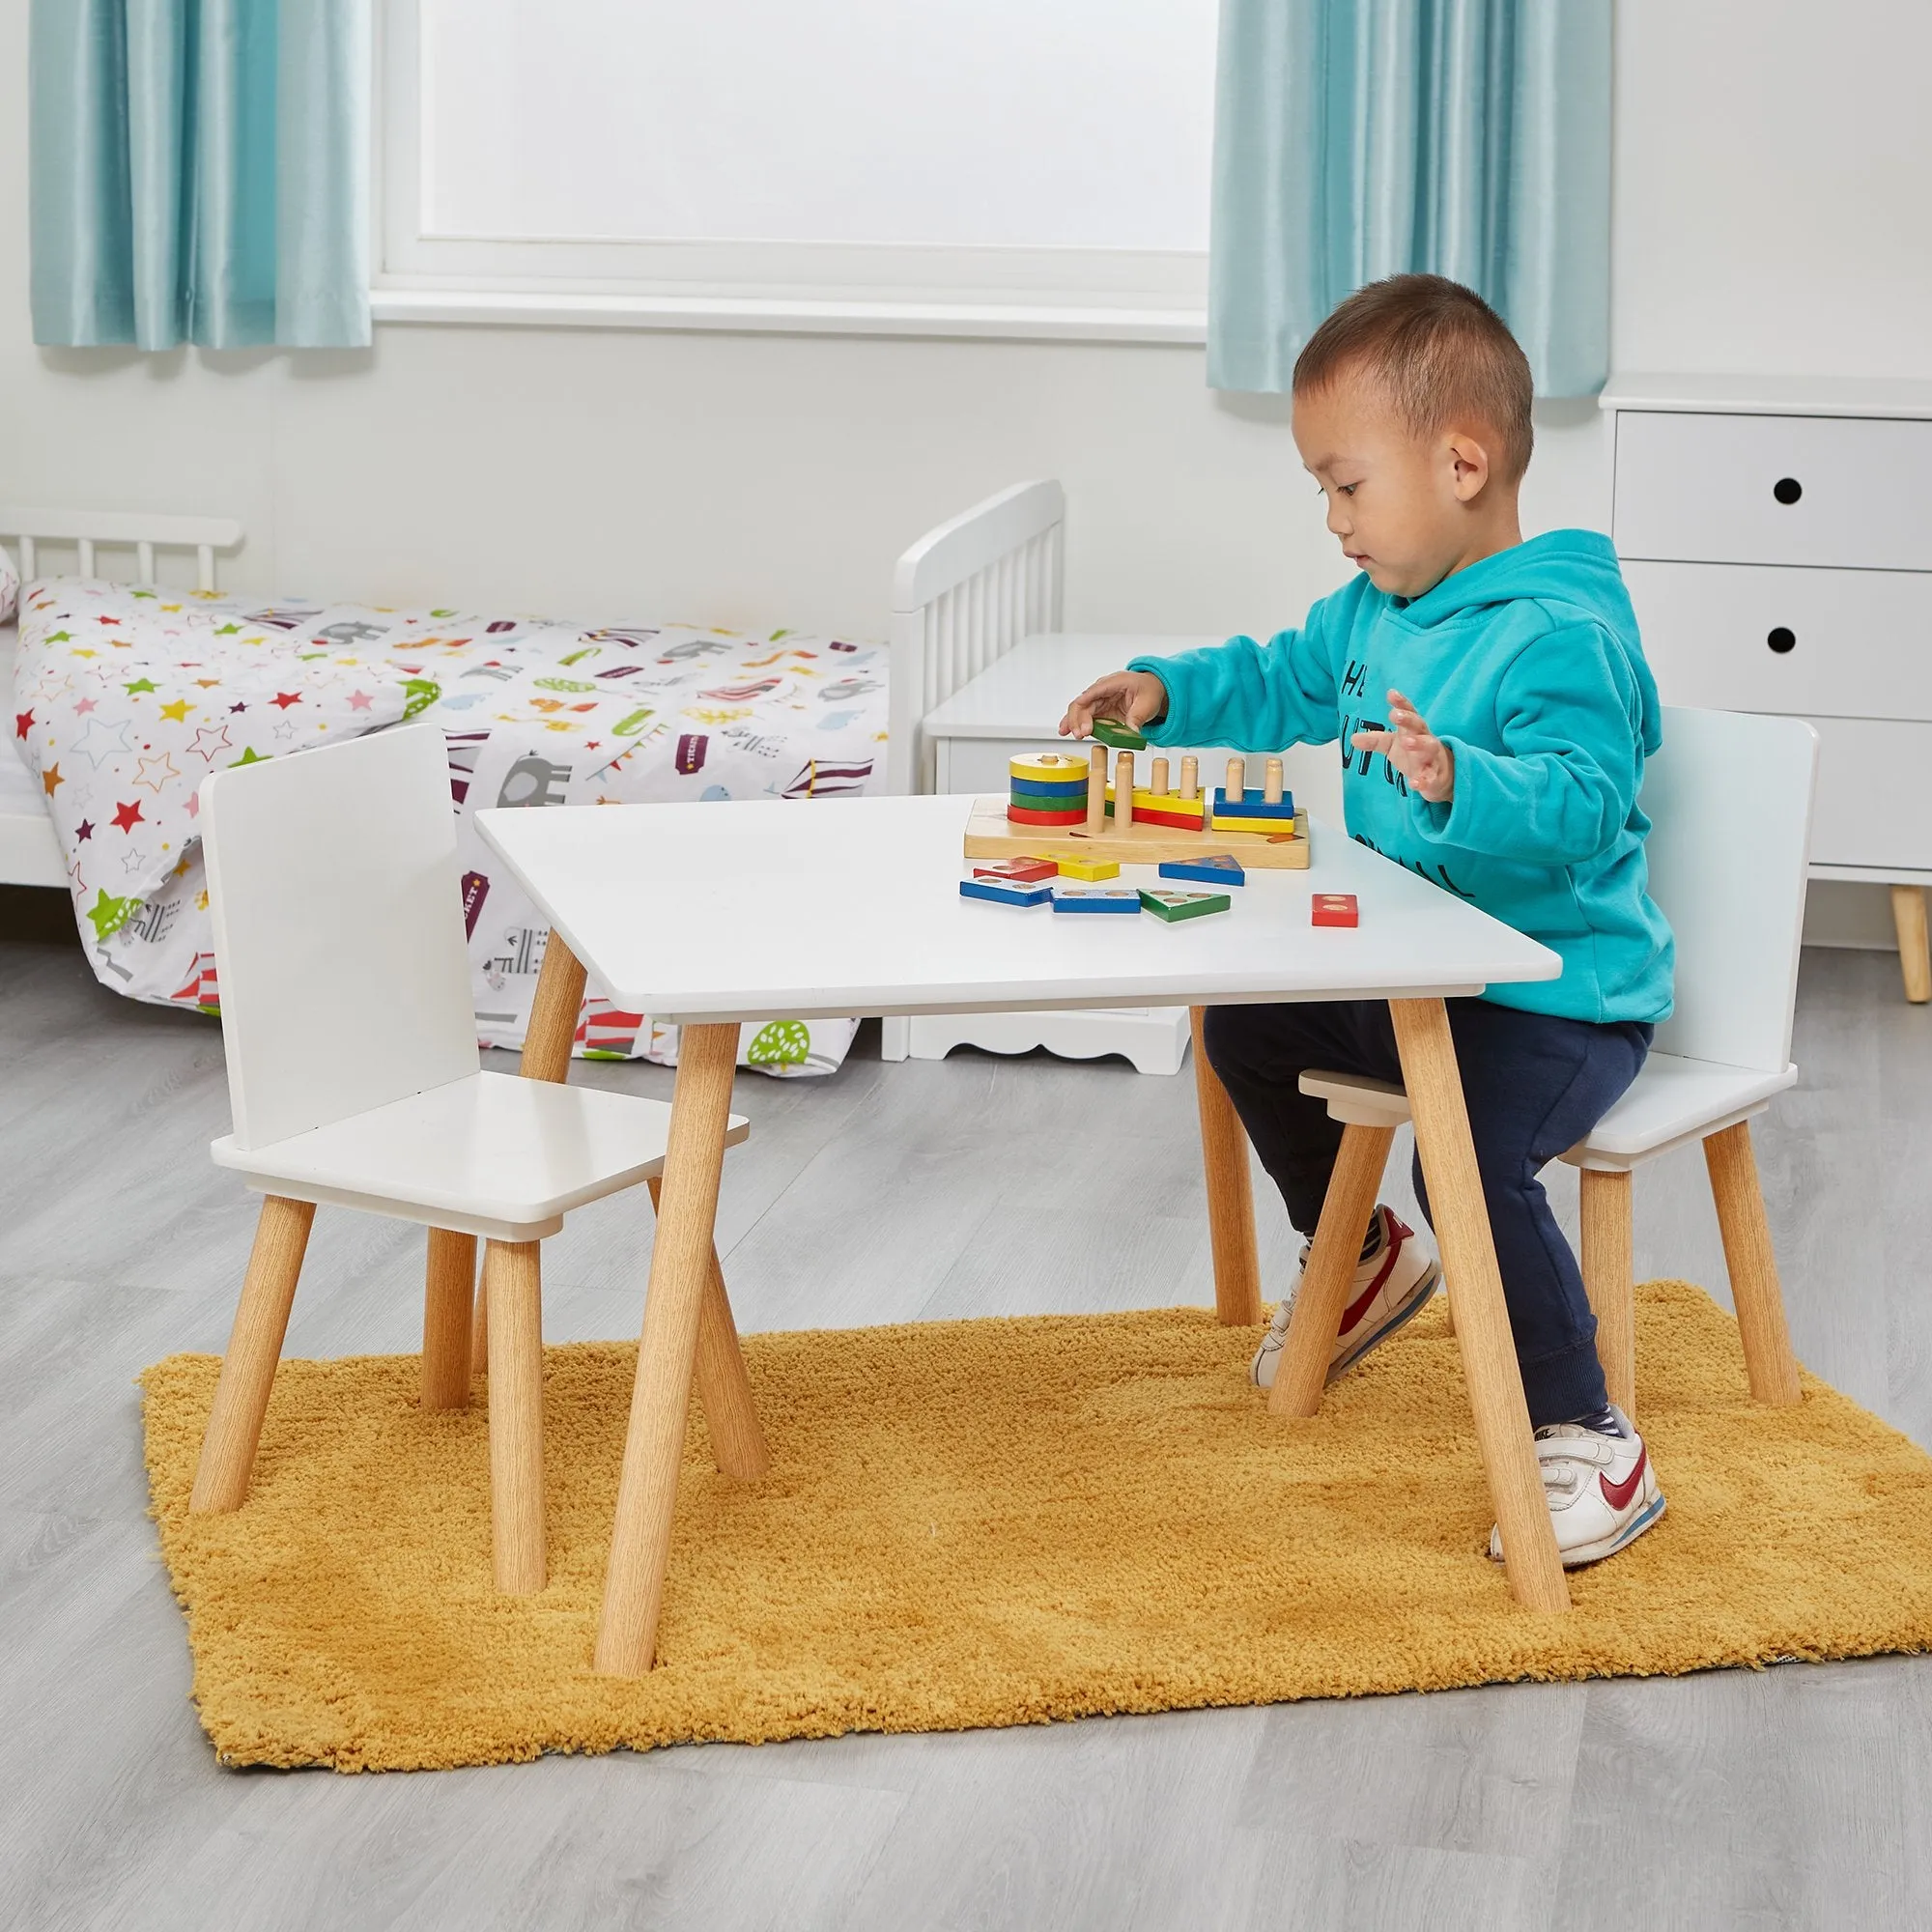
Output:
[8, 578, 889, 1075]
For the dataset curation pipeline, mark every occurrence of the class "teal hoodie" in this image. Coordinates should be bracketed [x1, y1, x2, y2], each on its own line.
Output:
[1129, 529, 1674, 1025]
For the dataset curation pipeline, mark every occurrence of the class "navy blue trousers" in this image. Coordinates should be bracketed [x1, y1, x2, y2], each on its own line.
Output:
[1203, 998, 1652, 1428]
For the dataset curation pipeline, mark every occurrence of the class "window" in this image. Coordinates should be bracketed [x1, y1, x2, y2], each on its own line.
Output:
[375, 0, 1216, 339]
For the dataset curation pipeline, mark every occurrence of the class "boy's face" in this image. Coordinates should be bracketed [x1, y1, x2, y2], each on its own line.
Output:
[1292, 373, 1509, 599]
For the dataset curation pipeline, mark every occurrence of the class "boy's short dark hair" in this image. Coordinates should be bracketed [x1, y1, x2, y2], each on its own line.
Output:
[1293, 274, 1534, 484]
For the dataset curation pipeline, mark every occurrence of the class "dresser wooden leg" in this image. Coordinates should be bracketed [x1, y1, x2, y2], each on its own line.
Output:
[1703, 1122, 1802, 1405]
[1269, 1123, 1394, 1417]
[1579, 1169, 1636, 1419]
[1390, 999, 1569, 1613]
[1890, 885, 1931, 1004]
[1190, 1007, 1263, 1326]
[421, 1229, 477, 1409]
[596, 1022, 740, 1675]
[190, 1196, 316, 1513]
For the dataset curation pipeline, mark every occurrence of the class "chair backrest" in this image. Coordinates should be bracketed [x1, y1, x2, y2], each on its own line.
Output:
[202, 725, 478, 1151]
[1642, 706, 1819, 1074]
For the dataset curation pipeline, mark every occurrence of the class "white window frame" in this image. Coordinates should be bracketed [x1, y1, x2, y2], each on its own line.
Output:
[370, 0, 1209, 343]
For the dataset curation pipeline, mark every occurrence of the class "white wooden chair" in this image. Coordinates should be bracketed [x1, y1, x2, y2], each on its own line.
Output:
[187, 724, 762, 1593]
[1285, 706, 1818, 1420]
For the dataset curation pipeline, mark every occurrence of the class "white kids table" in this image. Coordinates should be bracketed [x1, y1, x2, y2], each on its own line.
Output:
[477, 792, 1572, 1676]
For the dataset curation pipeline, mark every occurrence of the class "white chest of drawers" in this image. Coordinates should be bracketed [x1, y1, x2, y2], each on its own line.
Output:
[1603, 374, 1932, 1001]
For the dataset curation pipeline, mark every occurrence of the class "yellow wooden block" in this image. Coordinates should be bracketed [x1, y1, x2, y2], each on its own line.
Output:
[1010, 750, 1092, 784]
[1057, 855, 1121, 881]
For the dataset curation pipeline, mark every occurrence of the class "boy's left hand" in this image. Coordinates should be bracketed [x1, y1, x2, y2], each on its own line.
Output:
[1351, 689, 1455, 803]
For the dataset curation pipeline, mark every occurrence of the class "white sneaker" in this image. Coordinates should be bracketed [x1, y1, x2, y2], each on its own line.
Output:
[1489, 1406, 1665, 1568]
[1250, 1206, 1442, 1390]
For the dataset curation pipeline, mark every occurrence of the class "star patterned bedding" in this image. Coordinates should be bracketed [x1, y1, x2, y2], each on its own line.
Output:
[8, 576, 888, 1076]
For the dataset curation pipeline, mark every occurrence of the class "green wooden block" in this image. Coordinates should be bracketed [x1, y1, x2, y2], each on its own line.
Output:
[1138, 886, 1233, 923]
[1091, 717, 1149, 752]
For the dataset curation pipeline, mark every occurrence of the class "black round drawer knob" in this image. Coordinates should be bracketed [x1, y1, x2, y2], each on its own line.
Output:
[1768, 626, 1797, 654]
[1773, 477, 1803, 504]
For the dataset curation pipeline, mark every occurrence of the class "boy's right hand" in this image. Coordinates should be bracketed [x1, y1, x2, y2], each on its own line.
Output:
[1059, 668, 1169, 740]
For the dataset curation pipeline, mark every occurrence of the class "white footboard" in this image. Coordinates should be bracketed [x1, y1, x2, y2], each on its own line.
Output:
[886, 479, 1065, 797]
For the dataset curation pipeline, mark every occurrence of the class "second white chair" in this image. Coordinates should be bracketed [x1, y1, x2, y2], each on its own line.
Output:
[187, 724, 766, 1593]
[1283, 705, 1818, 1420]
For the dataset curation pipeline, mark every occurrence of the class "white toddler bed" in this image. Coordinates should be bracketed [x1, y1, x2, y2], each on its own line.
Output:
[1, 486, 1065, 1069]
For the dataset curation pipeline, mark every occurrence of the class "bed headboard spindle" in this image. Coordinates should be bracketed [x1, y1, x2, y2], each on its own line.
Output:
[0, 507, 242, 597]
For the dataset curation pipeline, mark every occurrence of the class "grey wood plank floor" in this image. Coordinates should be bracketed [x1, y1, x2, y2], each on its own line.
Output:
[3, 910, 1930, 1932]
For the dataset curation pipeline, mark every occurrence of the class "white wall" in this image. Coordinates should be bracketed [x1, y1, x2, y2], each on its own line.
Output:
[2, 0, 1927, 938]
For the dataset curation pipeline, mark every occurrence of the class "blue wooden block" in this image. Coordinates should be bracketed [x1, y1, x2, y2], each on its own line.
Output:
[1209, 787, 1296, 822]
[961, 876, 1054, 908]
[1053, 888, 1142, 916]
[1159, 855, 1247, 887]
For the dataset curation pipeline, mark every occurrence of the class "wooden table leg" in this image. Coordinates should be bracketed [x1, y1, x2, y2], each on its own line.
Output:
[1703, 1122, 1802, 1405]
[649, 1177, 771, 1481]
[1269, 1122, 1395, 1417]
[1578, 1169, 1636, 1418]
[1388, 999, 1570, 1612]
[485, 1238, 547, 1593]
[422, 1229, 477, 1409]
[1891, 884, 1931, 1005]
[1189, 1007, 1263, 1326]
[519, 929, 768, 1480]
[595, 1021, 740, 1676]
[190, 1196, 316, 1513]
[521, 932, 589, 1083]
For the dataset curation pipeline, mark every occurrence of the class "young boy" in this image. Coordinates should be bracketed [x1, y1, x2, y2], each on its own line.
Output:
[1061, 273, 1672, 1567]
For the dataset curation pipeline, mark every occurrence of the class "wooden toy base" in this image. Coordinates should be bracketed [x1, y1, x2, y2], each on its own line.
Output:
[964, 797, 1310, 869]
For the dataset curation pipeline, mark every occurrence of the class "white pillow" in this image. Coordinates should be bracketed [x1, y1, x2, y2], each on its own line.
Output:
[0, 546, 16, 624]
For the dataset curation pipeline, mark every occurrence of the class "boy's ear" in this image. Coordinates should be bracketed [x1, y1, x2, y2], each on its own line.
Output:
[1444, 430, 1492, 502]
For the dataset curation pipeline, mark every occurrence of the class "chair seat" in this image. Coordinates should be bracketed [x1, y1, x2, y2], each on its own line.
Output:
[212, 1070, 751, 1241]
[1560, 1053, 1797, 1169]
[1300, 1052, 1797, 1174]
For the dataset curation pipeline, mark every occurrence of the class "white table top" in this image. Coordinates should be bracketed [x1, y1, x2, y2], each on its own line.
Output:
[921, 634, 1223, 738]
[477, 794, 1560, 1025]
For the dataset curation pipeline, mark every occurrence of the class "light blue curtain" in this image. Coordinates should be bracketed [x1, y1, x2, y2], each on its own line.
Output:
[30, 0, 371, 350]
[1208, 0, 1609, 395]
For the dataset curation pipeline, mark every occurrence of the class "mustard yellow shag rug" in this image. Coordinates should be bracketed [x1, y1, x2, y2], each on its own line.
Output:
[142, 1281, 1932, 1773]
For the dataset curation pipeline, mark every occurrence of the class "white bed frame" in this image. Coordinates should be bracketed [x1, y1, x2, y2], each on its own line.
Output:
[0, 508, 243, 890]
[0, 486, 1122, 1066]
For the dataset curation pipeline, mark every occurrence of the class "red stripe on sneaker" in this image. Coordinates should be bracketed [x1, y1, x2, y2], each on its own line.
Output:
[1338, 1219, 1406, 1335]
[1600, 1444, 1648, 1511]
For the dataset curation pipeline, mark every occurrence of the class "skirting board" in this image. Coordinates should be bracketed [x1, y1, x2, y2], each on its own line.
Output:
[894, 1007, 1191, 1077]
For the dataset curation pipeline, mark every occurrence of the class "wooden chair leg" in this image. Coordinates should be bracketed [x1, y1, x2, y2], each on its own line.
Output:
[190, 1196, 316, 1513]
[596, 1021, 740, 1676]
[1389, 999, 1569, 1612]
[1890, 884, 1931, 1005]
[1703, 1121, 1803, 1405]
[1269, 1122, 1395, 1417]
[1189, 1007, 1263, 1326]
[422, 1229, 477, 1409]
[484, 1238, 547, 1593]
[648, 1177, 770, 1481]
[1578, 1169, 1636, 1418]
[470, 1272, 489, 1376]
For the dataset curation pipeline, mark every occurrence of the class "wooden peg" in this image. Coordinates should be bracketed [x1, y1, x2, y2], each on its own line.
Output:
[1225, 756, 1246, 803]
[1115, 751, 1136, 832]
[1179, 755, 1199, 802]
[1264, 756, 1285, 805]
[1086, 742, 1108, 836]
[1151, 755, 1169, 797]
